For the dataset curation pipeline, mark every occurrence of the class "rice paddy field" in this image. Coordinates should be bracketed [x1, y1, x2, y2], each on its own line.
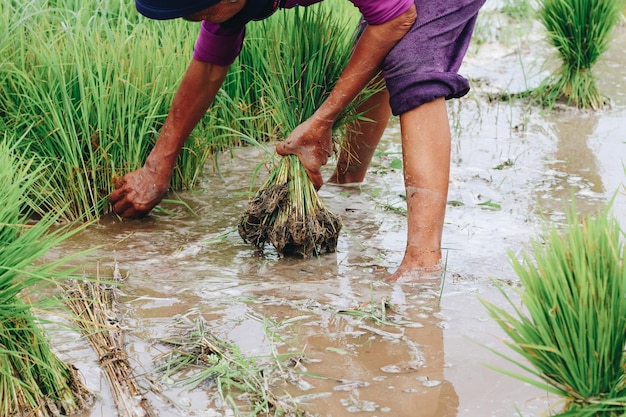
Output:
[3, 0, 626, 416]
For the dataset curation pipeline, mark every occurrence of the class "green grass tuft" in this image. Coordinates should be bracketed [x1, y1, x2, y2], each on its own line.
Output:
[535, 0, 623, 109]
[482, 201, 626, 416]
[0, 139, 93, 416]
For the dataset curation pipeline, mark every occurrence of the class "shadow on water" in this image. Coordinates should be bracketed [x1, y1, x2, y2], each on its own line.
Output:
[48, 24, 626, 417]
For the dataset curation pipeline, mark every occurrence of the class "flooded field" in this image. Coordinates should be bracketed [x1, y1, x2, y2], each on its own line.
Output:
[50, 14, 626, 417]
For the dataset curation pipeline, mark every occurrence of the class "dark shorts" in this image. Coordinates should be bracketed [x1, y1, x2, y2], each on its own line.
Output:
[381, 0, 486, 115]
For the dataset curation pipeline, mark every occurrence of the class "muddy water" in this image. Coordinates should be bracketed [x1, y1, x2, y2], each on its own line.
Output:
[51, 23, 625, 417]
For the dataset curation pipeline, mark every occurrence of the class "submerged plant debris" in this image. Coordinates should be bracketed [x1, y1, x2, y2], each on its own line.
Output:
[63, 267, 159, 417]
[155, 314, 312, 417]
[238, 155, 342, 258]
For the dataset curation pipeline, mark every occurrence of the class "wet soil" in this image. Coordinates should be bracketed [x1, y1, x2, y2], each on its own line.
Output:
[49, 20, 625, 417]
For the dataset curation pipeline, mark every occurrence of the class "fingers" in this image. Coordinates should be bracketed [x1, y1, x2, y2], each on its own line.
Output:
[275, 142, 326, 190]
[109, 180, 130, 216]
[109, 180, 148, 219]
[113, 177, 126, 189]
[111, 198, 130, 217]
[275, 141, 291, 156]
[111, 197, 149, 219]
[304, 167, 324, 191]
[109, 187, 124, 204]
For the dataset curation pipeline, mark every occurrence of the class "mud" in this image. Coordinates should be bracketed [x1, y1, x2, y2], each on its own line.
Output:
[49, 19, 625, 417]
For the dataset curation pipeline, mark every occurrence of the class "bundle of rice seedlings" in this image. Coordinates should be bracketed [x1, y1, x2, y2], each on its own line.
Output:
[0, 139, 93, 416]
[535, 0, 623, 109]
[238, 4, 371, 257]
[482, 203, 626, 416]
[239, 154, 342, 257]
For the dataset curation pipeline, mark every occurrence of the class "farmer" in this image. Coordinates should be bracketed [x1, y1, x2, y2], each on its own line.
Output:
[110, 0, 485, 282]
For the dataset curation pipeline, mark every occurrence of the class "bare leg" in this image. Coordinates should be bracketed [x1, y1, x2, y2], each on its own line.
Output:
[387, 97, 450, 283]
[329, 87, 391, 184]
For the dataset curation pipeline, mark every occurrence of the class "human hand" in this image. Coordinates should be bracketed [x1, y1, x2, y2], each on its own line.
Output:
[275, 116, 334, 190]
[109, 166, 170, 219]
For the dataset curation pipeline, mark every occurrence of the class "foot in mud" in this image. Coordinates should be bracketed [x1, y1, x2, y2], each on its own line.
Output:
[276, 138, 331, 191]
[385, 261, 443, 283]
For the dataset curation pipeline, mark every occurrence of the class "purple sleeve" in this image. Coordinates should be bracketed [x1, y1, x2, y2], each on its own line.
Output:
[282, 0, 413, 25]
[192, 0, 413, 65]
[348, 0, 414, 25]
[192, 21, 245, 66]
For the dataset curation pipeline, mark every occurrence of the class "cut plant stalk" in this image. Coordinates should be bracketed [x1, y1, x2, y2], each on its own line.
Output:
[482, 202, 626, 416]
[62, 265, 159, 417]
[238, 4, 373, 257]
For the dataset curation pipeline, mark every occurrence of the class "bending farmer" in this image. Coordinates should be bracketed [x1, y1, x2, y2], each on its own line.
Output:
[109, 0, 486, 282]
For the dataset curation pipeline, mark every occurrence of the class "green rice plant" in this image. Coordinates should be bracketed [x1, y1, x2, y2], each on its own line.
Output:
[0, 1, 219, 220]
[238, 3, 374, 257]
[482, 202, 626, 416]
[534, 0, 623, 109]
[206, 0, 361, 161]
[210, 32, 280, 144]
[1, 0, 376, 225]
[255, 5, 362, 135]
[0, 138, 93, 416]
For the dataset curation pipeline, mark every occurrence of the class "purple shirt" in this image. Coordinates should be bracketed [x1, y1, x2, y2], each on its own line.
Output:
[193, 0, 414, 66]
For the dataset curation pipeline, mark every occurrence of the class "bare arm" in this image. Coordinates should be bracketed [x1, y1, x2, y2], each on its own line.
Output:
[276, 5, 417, 189]
[315, 5, 417, 123]
[110, 58, 230, 219]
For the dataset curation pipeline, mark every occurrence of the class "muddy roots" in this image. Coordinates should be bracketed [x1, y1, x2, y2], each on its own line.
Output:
[239, 155, 342, 257]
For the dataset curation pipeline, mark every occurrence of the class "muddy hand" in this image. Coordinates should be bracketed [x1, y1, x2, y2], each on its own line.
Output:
[109, 167, 170, 219]
[275, 118, 333, 190]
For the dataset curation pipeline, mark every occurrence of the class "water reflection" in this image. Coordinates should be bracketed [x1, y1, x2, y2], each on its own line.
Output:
[536, 111, 604, 219]
[248, 278, 459, 416]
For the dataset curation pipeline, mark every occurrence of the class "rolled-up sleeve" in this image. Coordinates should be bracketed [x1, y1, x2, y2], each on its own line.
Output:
[349, 0, 414, 25]
[192, 21, 245, 66]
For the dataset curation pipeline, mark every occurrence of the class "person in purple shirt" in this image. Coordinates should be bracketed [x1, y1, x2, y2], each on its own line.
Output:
[110, 0, 485, 282]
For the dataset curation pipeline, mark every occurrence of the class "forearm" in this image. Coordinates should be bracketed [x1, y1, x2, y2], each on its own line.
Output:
[314, 5, 416, 123]
[145, 58, 230, 175]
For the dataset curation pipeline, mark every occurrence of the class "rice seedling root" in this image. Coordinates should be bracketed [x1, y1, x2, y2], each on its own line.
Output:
[238, 157, 342, 258]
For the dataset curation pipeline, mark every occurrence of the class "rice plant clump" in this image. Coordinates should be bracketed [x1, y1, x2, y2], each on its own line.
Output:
[239, 155, 341, 257]
[482, 205, 626, 416]
[238, 4, 365, 257]
[0, 1, 210, 221]
[0, 142, 93, 416]
[536, 0, 623, 109]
